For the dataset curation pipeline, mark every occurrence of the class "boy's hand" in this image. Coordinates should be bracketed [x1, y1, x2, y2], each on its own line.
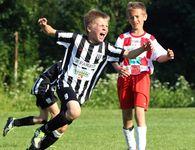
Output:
[167, 49, 174, 59]
[143, 41, 153, 51]
[118, 66, 130, 77]
[38, 18, 47, 28]
[37, 18, 56, 36]
[112, 64, 130, 77]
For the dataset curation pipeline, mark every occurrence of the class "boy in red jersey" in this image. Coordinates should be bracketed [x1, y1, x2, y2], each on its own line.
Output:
[112, 2, 174, 150]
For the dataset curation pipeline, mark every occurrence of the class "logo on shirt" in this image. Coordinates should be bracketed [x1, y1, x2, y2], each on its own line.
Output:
[74, 58, 96, 69]
[74, 68, 90, 79]
[64, 93, 69, 100]
[129, 57, 141, 65]
[46, 97, 52, 104]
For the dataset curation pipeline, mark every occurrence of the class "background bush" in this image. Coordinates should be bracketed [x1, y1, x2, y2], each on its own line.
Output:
[1, 71, 194, 112]
[150, 76, 195, 108]
[0, 63, 43, 112]
[84, 74, 195, 109]
[84, 74, 119, 109]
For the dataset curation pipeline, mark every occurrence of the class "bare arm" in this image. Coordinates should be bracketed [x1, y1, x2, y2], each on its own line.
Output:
[123, 41, 153, 59]
[112, 42, 152, 77]
[112, 62, 130, 77]
[38, 18, 56, 36]
[157, 49, 174, 63]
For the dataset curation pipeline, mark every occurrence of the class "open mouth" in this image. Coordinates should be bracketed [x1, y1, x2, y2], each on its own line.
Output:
[100, 33, 105, 36]
[99, 33, 106, 39]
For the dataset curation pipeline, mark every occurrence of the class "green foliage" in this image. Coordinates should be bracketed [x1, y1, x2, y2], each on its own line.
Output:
[0, 63, 43, 112]
[12, 64, 43, 111]
[146, 0, 195, 85]
[150, 75, 194, 108]
[85, 74, 195, 109]
[0, 0, 39, 86]
[1, 0, 195, 87]
[0, 73, 194, 113]
[84, 74, 119, 109]
[0, 41, 10, 83]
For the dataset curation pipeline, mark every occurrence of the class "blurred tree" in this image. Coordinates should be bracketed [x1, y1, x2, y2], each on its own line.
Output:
[0, 0, 39, 84]
[1, 0, 194, 86]
[146, 0, 195, 86]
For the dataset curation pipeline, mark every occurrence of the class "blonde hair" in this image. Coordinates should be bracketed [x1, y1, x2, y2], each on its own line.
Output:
[84, 9, 110, 32]
[126, 2, 147, 18]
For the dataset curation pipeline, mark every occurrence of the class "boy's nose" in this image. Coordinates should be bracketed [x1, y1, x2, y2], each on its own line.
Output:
[132, 16, 137, 21]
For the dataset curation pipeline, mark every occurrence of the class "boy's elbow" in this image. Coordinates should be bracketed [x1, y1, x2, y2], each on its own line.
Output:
[156, 56, 169, 63]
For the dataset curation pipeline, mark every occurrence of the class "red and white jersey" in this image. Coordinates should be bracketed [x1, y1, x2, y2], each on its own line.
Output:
[115, 31, 167, 75]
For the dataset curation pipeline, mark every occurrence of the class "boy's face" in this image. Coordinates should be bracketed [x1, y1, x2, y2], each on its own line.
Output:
[128, 8, 147, 31]
[87, 17, 109, 44]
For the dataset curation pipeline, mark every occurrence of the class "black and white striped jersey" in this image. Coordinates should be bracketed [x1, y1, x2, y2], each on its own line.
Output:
[55, 31, 124, 104]
[32, 60, 62, 95]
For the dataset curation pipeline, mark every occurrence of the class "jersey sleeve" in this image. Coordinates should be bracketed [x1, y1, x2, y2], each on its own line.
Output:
[55, 30, 74, 48]
[107, 43, 124, 62]
[151, 39, 167, 61]
[115, 35, 124, 49]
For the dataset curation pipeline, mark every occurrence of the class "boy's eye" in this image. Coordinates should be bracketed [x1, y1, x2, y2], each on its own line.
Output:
[98, 24, 108, 28]
[102, 25, 108, 28]
[129, 16, 139, 20]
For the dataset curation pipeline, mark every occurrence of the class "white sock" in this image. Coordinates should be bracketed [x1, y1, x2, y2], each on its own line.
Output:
[123, 127, 136, 150]
[52, 130, 63, 138]
[136, 126, 147, 150]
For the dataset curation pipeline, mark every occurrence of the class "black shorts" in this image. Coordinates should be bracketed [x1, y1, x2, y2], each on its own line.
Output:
[56, 86, 79, 111]
[35, 90, 58, 109]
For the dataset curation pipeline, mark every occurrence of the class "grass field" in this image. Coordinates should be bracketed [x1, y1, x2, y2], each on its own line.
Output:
[0, 108, 195, 150]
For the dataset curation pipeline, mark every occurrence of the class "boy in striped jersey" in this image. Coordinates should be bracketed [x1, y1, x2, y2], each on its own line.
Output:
[28, 9, 153, 149]
[3, 61, 67, 142]
[112, 2, 174, 150]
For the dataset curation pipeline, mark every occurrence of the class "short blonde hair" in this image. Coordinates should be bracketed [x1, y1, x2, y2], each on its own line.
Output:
[126, 2, 147, 18]
[84, 9, 110, 32]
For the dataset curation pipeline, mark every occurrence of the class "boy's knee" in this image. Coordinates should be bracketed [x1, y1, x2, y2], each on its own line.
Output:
[67, 108, 81, 120]
[66, 100, 81, 120]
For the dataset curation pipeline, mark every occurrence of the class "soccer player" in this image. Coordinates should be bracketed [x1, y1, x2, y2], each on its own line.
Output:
[27, 9, 153, 149]
[3, 61, 67, 142]
[112, 2, 174, 150]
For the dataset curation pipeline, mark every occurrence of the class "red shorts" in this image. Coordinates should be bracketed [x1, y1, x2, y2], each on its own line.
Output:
[117, 72, 150, 110]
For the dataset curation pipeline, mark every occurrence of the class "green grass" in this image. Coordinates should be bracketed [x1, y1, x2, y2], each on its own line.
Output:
[0, 108, 195, 150]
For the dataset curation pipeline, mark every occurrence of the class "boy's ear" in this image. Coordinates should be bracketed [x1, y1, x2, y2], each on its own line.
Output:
[87, 26, 91, 32]
[144, 14, 148, 21]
